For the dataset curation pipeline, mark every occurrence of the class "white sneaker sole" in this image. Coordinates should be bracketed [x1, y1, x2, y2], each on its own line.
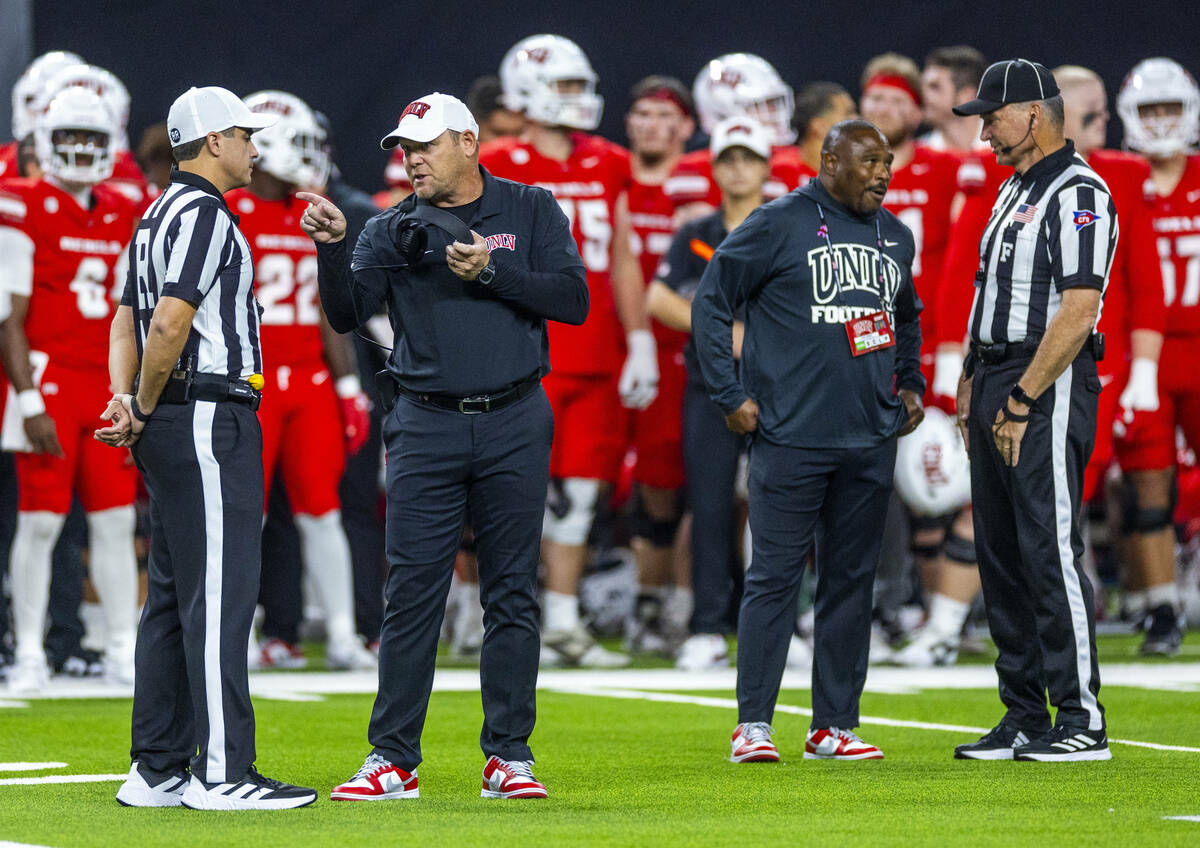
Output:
[330, 788, 419, 801]
[1015, 749, 1112, 762]
[729, 751, 780, 763]
[954, 748, 1016, 760]
[181, 782, 317, 810]
[115, 782, 185, 807]
[481, 788, 548, 799]
[803, 750, 884, 760]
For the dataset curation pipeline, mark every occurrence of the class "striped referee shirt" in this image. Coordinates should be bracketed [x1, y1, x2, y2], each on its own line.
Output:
[969, 141, 1118, 345]
[120, 170, 262, 378]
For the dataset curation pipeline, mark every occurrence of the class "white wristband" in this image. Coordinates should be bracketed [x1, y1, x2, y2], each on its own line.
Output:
[335, 375, 363, 398]
[626, 329, 656, 358]
[17, 388, 46, 418]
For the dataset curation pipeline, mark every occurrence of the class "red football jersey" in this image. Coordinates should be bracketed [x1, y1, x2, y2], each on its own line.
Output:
[0, 141, 17, 179]
[627, 177, 686, 351]
[480, 133, 631, 375]
[881, 145, 962, 352]
[226, 189, 324, 368]
[0, 141, 150, 209]
[663, 146, 803, 211]
[1149, 154, 1200, 337]
[0, 177, 136, 371]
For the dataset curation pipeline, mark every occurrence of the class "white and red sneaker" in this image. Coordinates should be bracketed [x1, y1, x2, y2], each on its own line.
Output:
[804, 727, 884, 760]
[730, 722, 780, 763]
[480, 756, 547, 799]
[331, 753, 418, 800]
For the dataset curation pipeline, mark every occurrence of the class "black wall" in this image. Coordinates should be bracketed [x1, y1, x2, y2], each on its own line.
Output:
[33, 0, 1200, 192]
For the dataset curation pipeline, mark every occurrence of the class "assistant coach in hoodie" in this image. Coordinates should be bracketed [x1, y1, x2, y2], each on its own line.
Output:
[693, 119, 923, 764]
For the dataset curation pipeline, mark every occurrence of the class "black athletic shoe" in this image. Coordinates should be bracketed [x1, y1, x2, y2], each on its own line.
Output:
[1140, 604, 1183, 657]
[181, 764, 317, 810]
[954, 722, 1044, 760]
[1014, 725, 1111, 762]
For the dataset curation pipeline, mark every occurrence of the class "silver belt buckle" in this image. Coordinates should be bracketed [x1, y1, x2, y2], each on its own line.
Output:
[458, 395, 490, 414]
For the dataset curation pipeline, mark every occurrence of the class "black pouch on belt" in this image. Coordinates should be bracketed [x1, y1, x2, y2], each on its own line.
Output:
[375, 369, 398, 413]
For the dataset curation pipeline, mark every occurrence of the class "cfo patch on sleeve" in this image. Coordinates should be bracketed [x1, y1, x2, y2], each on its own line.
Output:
[1072, 210, 1101, 231]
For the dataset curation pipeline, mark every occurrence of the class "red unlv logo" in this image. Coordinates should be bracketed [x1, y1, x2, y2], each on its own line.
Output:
[525, 47, 550, 63]
[921, 444, 949, 485]
[401, 101, 431, 120]
[853, 319, 873, 335]
[718, 70, 744, 87]
[485, 233, 517, 252]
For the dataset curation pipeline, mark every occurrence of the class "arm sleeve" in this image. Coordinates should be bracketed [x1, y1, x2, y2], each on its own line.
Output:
[487, 190, 589, 325]
[1048, 182, 1118, 292]
[160, 203, 230, 305]
[691, 211, 773, 414]
[316, 224, 389, 334]
[0, 225, 34, 298]
[894, 231, 925, 394]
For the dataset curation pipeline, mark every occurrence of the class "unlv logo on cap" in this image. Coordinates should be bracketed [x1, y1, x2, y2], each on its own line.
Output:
[401, 101, 432, 120]
[725, 123, 753, 136]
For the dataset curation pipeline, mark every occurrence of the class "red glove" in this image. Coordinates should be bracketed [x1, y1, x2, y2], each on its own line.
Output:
[336, 376, 371, 455]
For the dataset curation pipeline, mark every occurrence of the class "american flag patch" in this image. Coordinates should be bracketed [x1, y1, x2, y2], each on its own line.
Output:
[1012, 204, 1037, 224]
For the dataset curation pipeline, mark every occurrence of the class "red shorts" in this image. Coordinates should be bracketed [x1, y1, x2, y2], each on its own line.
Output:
[14, 364, 137, 513]
[1115, 336, 1200, 473]
[543, 370, 631, 483]
[631, 346, 686, 490]
[259, 363, 345, 516]
[1082, 349, 1126, 502]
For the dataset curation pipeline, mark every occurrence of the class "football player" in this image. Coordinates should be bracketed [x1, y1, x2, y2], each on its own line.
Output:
[1114, 57, 1200, 653]
[664, 53, 802, 224]
[229, 90, 375, 671]
[919, 46, 989, 153]
[791, 82, 857, 185]
[481, 34, 657, 667]
[1, 51, 83, 179]
[0, 88, 140, 691]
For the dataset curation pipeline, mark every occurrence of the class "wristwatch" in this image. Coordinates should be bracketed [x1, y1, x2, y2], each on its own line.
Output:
[475, 262, 496, 286]
[1010, 384, 1036, 407]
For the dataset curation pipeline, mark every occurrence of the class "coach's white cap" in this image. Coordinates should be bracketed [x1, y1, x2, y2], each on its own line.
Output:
[381, 92, 479, 149]
[709, 116, 771, 160]
[167, 86, 277, 146]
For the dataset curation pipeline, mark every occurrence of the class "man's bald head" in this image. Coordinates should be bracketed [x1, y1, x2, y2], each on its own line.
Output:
[821, 118, 888, 159]
[820, 119, 893, 215]
[1053, 64, 1109, 155]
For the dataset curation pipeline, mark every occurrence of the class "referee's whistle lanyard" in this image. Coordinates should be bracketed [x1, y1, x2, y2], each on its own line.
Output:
[813, 202, 886, 307]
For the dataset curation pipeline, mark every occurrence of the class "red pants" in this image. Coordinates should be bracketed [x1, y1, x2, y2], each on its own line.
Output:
[543, 370, 631, 483]
[630, 346, 686, 490]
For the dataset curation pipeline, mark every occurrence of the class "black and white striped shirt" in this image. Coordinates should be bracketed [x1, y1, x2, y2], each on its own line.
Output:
[121, 170, 262, 377]
[969, 141, 1118, 345]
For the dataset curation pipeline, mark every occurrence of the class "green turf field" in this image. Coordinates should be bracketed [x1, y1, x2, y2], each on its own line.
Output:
[2, 633, 1199, 847]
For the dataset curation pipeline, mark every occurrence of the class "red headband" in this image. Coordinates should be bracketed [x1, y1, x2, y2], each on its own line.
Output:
[866, 73, 922, 107]
[637, 87, 693, 118]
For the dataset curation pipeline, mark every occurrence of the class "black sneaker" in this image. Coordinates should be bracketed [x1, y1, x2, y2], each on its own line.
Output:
[954, 722, 1044, 760]
[1014, 725, 1111, 762]
[1140, 604, 1183, 657]
[181, 764, 317, 810]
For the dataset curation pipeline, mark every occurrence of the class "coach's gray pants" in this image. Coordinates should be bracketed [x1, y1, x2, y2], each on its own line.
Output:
[129, 399, 263, 784]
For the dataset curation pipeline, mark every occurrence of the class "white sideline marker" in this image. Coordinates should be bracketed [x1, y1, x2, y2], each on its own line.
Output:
[0, 763, 66, 772]
[1163, 815, 1200, 822]
[0, 774, 127, 786]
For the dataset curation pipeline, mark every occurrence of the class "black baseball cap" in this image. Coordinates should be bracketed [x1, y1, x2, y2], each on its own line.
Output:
[953, 58, 1060, 116]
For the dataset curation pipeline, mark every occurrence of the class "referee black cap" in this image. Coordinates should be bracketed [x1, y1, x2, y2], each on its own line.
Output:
[953, 59, 1060, 116]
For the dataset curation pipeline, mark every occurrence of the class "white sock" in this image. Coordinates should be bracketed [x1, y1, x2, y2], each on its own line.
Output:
[665, 586, 693, 631]
[295, 511, 357, 645]
[925, 593, 970, 641]
[1124, 589, 1148, 619]
[1145, 582, 1180, 611]
[452, 580, 483, 645]
[10, 511, 66, 663]
[543, 590, 579, 632]
[86, 506, 138, 664]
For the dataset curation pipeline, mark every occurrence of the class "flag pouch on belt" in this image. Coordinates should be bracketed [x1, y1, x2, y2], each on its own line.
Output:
[844, 311, 896, 357]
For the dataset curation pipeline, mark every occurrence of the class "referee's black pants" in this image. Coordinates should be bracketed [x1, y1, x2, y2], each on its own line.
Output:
[737, 437, 895, 729]
[368, 387, 552, 771]
[969, 351, 1105, 733]
[129, 399, 263, 784]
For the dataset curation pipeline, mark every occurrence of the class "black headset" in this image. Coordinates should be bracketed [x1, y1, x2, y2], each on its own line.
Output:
[388, 203, 475, 266]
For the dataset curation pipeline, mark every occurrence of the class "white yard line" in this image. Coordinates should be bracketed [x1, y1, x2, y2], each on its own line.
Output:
[1163, 816, 1200, 823]
[0, 763, 66, 772]
[0, 774, 127, 786]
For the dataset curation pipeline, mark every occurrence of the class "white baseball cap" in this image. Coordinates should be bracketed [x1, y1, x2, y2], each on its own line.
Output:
[380, 92, 479, 149]
[167, 86, 277, 146]
[709, 116, 772, 160]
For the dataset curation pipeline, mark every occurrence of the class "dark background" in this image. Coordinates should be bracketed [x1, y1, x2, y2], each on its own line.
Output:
[28, 0, 1200, 192]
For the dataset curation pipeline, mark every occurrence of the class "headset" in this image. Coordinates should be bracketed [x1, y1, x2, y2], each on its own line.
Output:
[997, 112, 1035, 155]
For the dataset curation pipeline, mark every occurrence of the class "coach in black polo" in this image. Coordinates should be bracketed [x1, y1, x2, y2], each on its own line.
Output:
[300, 93, 587, 800]
[692, 120, 924, 763]
[951, 60, 1118, 762]
[98, 86, 315, 809]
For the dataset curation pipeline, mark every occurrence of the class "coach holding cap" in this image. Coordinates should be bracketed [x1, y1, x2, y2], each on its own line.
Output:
[98, 86, 316, 809]
[950, 60, 1117, 762]
[299, 92, 587, 800]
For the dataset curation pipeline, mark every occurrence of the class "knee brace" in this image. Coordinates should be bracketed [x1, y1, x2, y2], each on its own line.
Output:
[631, 500, 681, 548]
[909, 513, 950, 558]
[543, 477, 600, 546]
[943, 528, 978, 565]
[1119, 479, 1177, 534]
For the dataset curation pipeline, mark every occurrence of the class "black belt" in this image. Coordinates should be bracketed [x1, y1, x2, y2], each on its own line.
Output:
[394, 377, 540, 414]
[160, 373, 261, 410]
[966, 333, 1104, 374]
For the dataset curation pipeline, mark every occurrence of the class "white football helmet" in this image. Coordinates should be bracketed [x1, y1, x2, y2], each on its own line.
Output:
[693, 53, 795, 146]
[34, 86, 117, 185]
[894, 407, 971, 517]
[11, 50, 84, 140]
[1117, 58, 1200, 157]
[499, 34, 603, 131]
[243, 90, 330, 189]
[38, 64, 131, 150]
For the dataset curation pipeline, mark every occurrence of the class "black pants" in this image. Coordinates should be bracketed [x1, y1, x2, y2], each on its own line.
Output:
[682, 376, 744, 634]
[369, 387, 552, 771]
[969, 352, 1104, 732]
[129, 399, 264, 784]
[737, 437, 895, 728]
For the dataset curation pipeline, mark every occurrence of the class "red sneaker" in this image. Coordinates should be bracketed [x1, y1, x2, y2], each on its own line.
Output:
[730, 722, 780, 763]
[331, 753, 418, 800]
[480, 756, 547, 799]
[804, 727, 884, 760]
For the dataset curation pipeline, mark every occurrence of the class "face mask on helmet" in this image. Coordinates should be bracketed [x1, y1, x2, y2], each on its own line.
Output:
[693, 53, 796, 146]
[11, 50, 83, 140]
[38, 64, 131, 151]
[1117, 58, 1200, 158]
[244, 91, 332, 189]
[34, 88, 116, 185]
[500, 34, 604, 131]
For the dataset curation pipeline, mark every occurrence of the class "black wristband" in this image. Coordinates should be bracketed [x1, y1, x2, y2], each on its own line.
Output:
[130, 396, 152, 423]
[999, 402, 1029, 423]
[1010, 384, 1036, 407]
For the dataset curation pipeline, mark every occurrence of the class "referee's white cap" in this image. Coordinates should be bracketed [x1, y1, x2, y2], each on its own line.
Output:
[167, 86, 277, 146]
[381, 92, 479, 149]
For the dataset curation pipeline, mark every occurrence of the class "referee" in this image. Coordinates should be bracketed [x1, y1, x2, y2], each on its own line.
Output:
[950, 60, 1117, 762]
[98, 86, 316, 809]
